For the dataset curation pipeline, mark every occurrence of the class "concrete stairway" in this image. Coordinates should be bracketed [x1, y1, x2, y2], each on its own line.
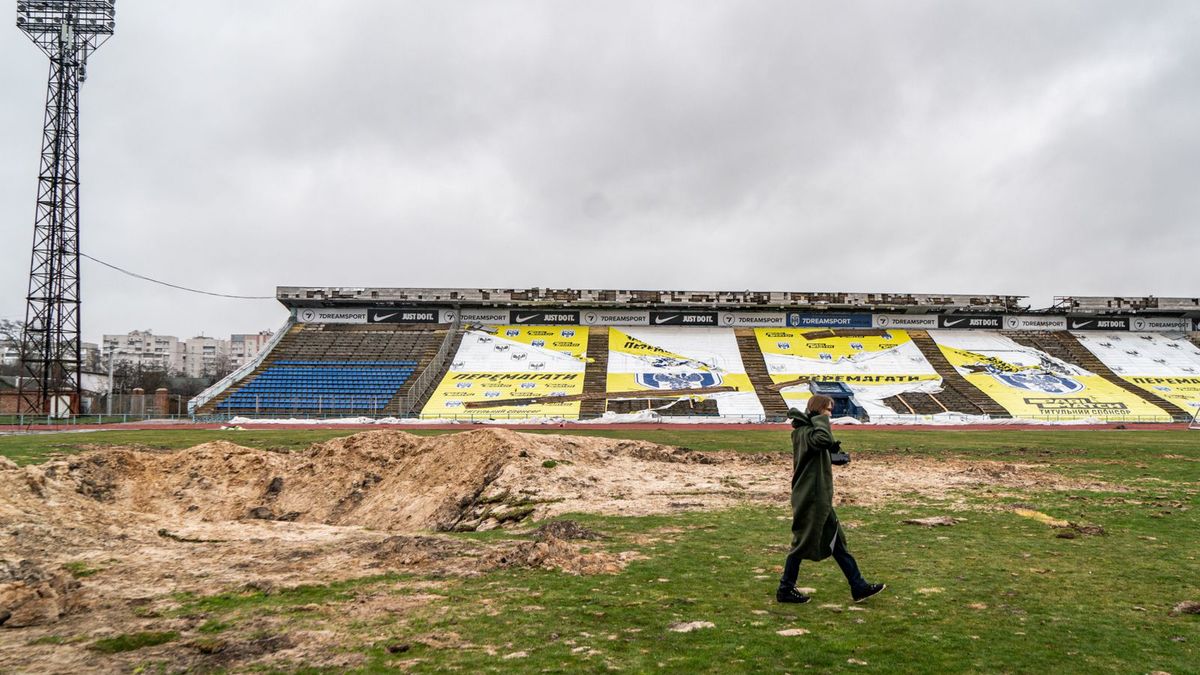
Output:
[392, 327, 466, 415]
[880, 391, 952, 416]
[734, 328, 791, 419]
[578, 327, 611, 419]
[199, 324, 307, 414]
[1004, 331, 1189, 420]
[907, 331, 1009, 417]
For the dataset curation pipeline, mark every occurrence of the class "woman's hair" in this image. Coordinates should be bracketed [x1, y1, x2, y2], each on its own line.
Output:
[806, 395, 834, 415]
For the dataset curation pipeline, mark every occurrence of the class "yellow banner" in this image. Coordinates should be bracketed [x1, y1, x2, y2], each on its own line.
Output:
[937, 344, 1171, 421]
[608, 328, 714, 370]
[491, 325, 588, 359]
[756, 328, 911, 362]
[753, 329, 939, 386]
[1121, 376, 1200, 416]
[421, 372, 584, 418]
[606, 372, 755, 395]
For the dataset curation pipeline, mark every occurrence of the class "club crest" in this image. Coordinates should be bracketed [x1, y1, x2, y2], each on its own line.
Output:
[634, 372, 722, 390]
[990, 368, 1084, 394]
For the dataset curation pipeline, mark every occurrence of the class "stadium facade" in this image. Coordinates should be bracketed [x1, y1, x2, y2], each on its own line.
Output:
[189, 288, 1200, 423]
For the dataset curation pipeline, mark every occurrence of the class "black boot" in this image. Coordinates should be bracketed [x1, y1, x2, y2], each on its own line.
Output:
[776, 586, 811, 604]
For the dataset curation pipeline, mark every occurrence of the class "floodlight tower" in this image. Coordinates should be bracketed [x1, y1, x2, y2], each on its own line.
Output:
[15, 0, 116, 416]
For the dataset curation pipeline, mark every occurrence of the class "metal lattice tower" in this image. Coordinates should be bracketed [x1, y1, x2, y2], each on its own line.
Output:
[15, 1, 116, 415]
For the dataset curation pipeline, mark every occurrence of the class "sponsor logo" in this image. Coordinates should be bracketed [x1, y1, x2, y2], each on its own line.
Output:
[446, 401, 464, 408]
[520, 382, 536, 389]
[1069, 316, 1129, 331]
[991, 369, 1084, 394]
[874, 314, 938, 328]
[460, 311, 508, 323]
[455, 382, 471, 389]
[776, 342, 791, 350]
[938, 315, 1001, 329]
[1005, 316, 1019, 329]
[634, 372, 722, 390]
[650, 311, 717, 326]
[530, 361, 545, 370]
[1023, 397, 1130, 413]
[505, 329, 521, 337]
[787, 313, 871, 328]
[484, 391, 501, 398]
[531, 339, 545, 347]
[300, 310, 315, 322]
[368, 309, 439, 323]
[850, 342, 864, 351]
[511, 353, 527, 360]
[509, 311, 580, 325]
[561, 329, 576, 337]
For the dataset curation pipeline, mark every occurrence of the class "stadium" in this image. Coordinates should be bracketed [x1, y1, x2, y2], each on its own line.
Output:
[3, 2, 1199, 673]
[189, 287, 1200, 426]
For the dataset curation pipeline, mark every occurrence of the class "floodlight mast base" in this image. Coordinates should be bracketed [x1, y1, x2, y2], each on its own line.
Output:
[15, 1, 116, 416]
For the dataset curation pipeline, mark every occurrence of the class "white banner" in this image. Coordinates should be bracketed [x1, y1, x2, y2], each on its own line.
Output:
[1130, 317, 1191, 332]
[872, 314, 938, 329]
[296, 308, 367, 324]
[1002, 315, 1068, 331]
[581, 310, 650, 326]
[719, 312, 788, 327]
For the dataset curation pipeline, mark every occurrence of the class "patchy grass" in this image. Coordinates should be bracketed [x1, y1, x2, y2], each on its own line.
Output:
[2, 428, 1197, 671]
[61, 561, 101, 578]
[168, 486, 1198, 673]
[90, 631, 179, 654]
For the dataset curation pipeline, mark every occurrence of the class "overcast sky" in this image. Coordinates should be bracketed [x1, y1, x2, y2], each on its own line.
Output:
[2, 1, 1198, 342]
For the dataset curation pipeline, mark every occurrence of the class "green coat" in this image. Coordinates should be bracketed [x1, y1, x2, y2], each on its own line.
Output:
[787, 408, 845, 561]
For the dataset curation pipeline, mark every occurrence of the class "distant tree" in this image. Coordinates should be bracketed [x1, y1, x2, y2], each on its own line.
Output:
[0, 319, 25, 376]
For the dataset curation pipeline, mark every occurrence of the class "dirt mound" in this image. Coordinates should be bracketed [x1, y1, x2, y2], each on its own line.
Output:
[53, 429, 732, 533]
[0, 560, 87, 628]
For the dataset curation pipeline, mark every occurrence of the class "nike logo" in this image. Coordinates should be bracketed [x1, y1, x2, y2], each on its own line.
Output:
[372, 312, 398, 322]
[515, 314, 540, 323]
[1071, 321, 1092, 329]
[655, 315, 680, 324]
[942, 318, 966, 327]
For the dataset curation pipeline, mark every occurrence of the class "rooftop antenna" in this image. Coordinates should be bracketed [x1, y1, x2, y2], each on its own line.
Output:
[15, 0, 117, 416]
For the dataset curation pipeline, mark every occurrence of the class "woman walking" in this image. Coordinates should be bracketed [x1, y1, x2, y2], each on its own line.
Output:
[777, 395, 886, 604]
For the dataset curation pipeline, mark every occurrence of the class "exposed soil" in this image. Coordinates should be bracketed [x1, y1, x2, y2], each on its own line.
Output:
[0, 428, 1122, 672]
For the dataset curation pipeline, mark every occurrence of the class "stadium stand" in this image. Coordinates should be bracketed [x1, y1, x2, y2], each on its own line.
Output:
[1004, 331, 1190, 420]
[604, 326, 764, 419]
[904, 331, 1009, 417]
[928, 330, 1172, 422]
[188, 287, 1200, 423]
[1069, 331, 1200, 419]
[202, 323, 454, 415]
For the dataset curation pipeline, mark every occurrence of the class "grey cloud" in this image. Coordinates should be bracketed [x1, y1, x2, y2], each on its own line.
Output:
[2, 1, 1198, 340]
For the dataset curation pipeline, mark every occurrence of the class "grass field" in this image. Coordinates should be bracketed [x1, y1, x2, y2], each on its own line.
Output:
[1, 427, 1196, 673]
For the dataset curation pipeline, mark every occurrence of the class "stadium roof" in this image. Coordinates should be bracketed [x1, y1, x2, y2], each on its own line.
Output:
[276, 287, 1028, 313]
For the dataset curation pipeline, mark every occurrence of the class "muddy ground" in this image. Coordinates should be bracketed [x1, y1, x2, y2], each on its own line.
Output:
[0, 429, 1119, 672]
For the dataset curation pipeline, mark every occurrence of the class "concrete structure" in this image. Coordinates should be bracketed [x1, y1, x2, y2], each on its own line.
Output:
[102, 331, 183, 373]
[181, 336, 231, 379]
[230, 331, 275, 369]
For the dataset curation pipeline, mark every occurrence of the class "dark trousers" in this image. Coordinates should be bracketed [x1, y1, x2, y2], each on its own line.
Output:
[780, 530, 866, 592]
